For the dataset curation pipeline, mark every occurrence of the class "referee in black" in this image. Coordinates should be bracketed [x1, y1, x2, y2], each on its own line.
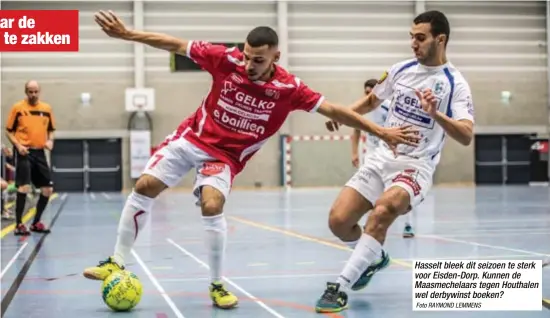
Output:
[5, 80, 56, 235]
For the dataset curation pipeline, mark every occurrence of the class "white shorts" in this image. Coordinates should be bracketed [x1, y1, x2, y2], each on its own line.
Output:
[346, 151, 433, 208]
[142, 136, 233, 203]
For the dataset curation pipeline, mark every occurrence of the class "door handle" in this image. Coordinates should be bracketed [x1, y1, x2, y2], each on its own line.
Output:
[87, 165, 120, 173]
[52, 167, 85, 173]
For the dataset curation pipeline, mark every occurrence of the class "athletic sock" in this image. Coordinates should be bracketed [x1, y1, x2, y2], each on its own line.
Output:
[336, 233, 382, 289]
[33, 194, 49, 224]
[15, 192, 27, 225]
[113, 191, 154, 266]
[202, 213, 227, 283]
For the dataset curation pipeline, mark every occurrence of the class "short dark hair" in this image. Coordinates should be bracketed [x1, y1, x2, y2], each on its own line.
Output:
[246, 26, 279, 48]
[413, 10, 450, 46]
[364, 79, 378, 89]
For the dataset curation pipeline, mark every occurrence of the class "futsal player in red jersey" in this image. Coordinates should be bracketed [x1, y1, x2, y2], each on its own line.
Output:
[84, 10, 420, 309]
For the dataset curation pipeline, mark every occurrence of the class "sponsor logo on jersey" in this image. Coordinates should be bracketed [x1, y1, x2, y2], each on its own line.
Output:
[217, 100, 270, 121]
[392, 84, 440, 129]
[235, 91, 276, 110]
[221, 81, 237, 95]
[213, 109, 266, 138]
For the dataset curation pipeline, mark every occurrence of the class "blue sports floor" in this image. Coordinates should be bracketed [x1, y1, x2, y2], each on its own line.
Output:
[1, 186, 549, 317]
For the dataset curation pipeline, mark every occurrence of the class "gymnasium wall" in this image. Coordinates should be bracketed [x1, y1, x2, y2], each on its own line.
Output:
[1, 1, 548, 189]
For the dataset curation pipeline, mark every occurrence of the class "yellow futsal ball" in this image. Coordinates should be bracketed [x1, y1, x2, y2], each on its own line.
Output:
[102, 271, 143, 311]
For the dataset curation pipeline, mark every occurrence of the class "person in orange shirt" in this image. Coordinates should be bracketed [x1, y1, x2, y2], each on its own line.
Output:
[5, 80, 55, 235]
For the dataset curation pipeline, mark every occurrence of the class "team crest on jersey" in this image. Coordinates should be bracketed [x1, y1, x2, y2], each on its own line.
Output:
[433, 80, 446, 95]
[265, 88, 280, 100]
[378, 71, 388, 84]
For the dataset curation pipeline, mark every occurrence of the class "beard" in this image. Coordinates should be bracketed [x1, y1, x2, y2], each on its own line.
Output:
[418, 42, 438, 64]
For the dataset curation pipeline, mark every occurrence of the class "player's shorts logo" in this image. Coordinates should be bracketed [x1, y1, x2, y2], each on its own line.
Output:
[392, 170, 422, 196]
[200, 162, 226, 176]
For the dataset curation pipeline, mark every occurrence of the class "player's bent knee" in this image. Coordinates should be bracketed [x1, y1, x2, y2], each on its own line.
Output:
[328, 208, 354, 238]
[134, 174, 167, 198]
[377, 186, 411, 215]
[365, 202, 400, 236]
[17, 185, 31, 193]
[200, 186, 225, 217]
[40, 187, 53, 197]
[328, 186, 372, 238]
[201, 198, 223, 217]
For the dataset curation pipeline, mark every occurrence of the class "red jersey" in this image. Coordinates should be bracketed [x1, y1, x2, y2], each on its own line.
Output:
[177, 40, 324, 175]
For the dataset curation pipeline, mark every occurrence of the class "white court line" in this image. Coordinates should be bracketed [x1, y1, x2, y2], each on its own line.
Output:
[432, 217, 550, 225]
[434, 231, 550, 238]
[403, 254, 539, 261]
[1, 242, 28, 278]
[166, 238, 285, 318]
[247, 263, 268, 267]
[296, 261, 316, 265]
[424, 234, 550, 257]
[102, 192, 111, 199]
[158, 270, 409, 283]
[90, 193, 96, 200]
[438, 228, 550, 233]
[130, 249, 185, 318]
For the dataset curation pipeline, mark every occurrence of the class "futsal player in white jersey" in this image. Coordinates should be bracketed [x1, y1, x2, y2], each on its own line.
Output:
[352, 79, 415, 238]
[316, 11, 475, 313]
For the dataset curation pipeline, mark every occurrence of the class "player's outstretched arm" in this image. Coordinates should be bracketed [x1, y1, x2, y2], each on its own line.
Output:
[325, 93, 382, 132]
[318, 101, 420, 148]
[94, 10, 188, 55]
[350, 92, 383, 115]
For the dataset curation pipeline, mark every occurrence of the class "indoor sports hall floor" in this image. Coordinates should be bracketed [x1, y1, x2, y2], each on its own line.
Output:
[1, 186, 549, 317]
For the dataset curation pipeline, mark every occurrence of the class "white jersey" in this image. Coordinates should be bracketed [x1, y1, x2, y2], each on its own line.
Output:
[372, 58, 474, 165]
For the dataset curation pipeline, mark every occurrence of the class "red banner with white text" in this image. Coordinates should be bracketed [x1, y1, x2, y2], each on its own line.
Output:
[0, 10, 79, 52]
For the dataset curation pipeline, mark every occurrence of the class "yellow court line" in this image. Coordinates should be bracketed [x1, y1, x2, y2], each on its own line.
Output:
[1, 193, 59, 238]
[228, 215, 412, 269]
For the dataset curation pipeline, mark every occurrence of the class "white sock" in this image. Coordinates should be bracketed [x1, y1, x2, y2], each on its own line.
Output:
[202, 213, 227, 283]
[113, 191, 154, 266]
[405, 211, 412, 227]
[336, 233, 382, 289]
[343, 239, 358, 250]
